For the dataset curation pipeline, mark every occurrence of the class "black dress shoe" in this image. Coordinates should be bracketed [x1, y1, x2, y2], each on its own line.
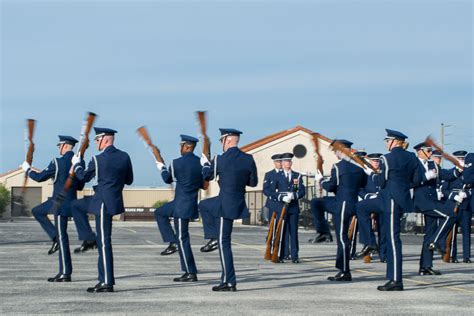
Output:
[327, 271, 352, 282]
[355, 245, 377, 259]
[292, 259, 300, 264]
[377, 280, 404, 291]
[173, 273, 198, 282]
[160, 243, 178, 256]
[86, 283, 114, 293]
[418, 267, 442, 276]
[48, 240, 60, 255]
[284, 255, 291, 260]
[277, 259, 285, 263]
[212, 283, 237, 292]
[450, 258, 459, 263]
[463, 258, 472, 263]
[200, 239, 218, 253]
[380, 259, 387, 263]
[314, 233, 333, 243]
[74, 240, 97, 254]
[47, 273, 71, 282]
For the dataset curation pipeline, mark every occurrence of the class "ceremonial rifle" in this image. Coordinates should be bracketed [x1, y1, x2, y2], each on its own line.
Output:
[137, 126, 165, 164]
[425, 136, 464, 170]
[331, 141, 378, 173]
[311, 133, 324, 196]
[271, 178, 299, 263]
[196, 111, 210, 190]
[443, 185, 466, 262]
[264, 211, 277, 260]
[50, 112, 97, 213]
[22, 119, 36, 192]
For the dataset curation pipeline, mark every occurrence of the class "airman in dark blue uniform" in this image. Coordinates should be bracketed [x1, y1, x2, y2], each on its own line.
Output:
[312, 140, 367, 281]
[201, 128, 258, 291]
[23, 135, 84, 282]
[262, 154, 283, 225]
[442, 151, 471, 263]
[267, 153, 305, 263]
[154, 135, 204, 282]
[355, 153, 387, 262]
[73, 127, 134, 293]
[348, 151, 367, 259]
[376, 129, 421, 291]
[411, 142, 456, 275]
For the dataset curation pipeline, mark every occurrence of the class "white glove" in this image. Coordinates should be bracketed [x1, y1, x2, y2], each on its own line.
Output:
[454, 194, 464, 204]
[156, 161, 165, 171]
[21, 161, 30, 172]
[363, 166, 374, 176]
[200, 153, 210, 166]
[315, 170, 324, 182]
[458, 191, 467, 199]
[424, 169, 437, 181]
[369, 194, 377, 200]
[71, 155, 82, 166]
[459, 160, 465, 168]
[437, 190, 443, 200]
[282, 194, 292, 203]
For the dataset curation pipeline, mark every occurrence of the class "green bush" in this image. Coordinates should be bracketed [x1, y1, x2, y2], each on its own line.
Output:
[152, 200, 169, 209]
[0, 184, 10, 215]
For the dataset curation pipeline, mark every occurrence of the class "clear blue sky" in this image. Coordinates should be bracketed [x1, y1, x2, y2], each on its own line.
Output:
[1, 0, 472, 186]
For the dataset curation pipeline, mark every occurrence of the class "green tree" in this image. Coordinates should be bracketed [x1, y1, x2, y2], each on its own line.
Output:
[0, 184, 10, 215]
[152, 200, 168, 209]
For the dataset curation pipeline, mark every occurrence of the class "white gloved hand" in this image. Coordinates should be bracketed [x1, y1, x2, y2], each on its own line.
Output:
[282, 194, 292, 204]
[71, 155, 82, 166]
[21, 161, 31, 172]
[315, 170, 324, 182]
[369, 194, 377, 200]
[200, 153, 210, 166]
[458, 191, 467, 199]
[437, 190, 443, 200]
[424, 169, 437, 180]
[156, 161, 165, 171]
[454, 194, 464, 204]
[363, 166, 374, 176]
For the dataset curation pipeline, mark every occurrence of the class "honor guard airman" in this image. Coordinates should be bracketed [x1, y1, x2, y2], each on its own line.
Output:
[72, 127, 134, 293]
[267, 153, 305, 263]
[70, 196, 97, 254]
[355, 153, 387, 262]
[23, 135, 85, 282]
[201, 128, 258, 291]
[442, 150, 471, 263]
[375, 129, 420, 291]
[312, 139, 367, 281]
[262, 154, 283, 225]
[154, 135, 204, 282]
[411, 142, 456, 275]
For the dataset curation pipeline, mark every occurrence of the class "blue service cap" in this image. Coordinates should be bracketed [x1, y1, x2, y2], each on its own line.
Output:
[180, 134, 199, 144]
[57, 135, 78, 146]
[271, 154, 282, 161]
[452, 150, 467, 158]
[367, 153, 383, 160]
[384, 129, 408, 141]
[464, 152, 473, 164]
[331, 139, 353, 149]
[432, 150, 442, 157]
[94, 127, 117, 138]
[413, 142, 431, 151]
[219, 128, 243, 139]
[280, 152, 294, 160]
[355, 151, 367, 157]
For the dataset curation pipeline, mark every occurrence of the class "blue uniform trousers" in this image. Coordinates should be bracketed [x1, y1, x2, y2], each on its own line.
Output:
[154, 202, 177, 243]
[310, 197, 335, 234]
[95, 205, 115, 285]
[54, 215, 72, 275]
[199, 198, 219, 240]
[217, 217, 236, 285]
[356, 197, 387, 260]
[449, 206, 472, 260]
[280, 213, 299, 260]
[32, 200, 56, 241]
[71, 197, 96, 242]
[383, 198, 404, 282]
[174, 217, 197, 274]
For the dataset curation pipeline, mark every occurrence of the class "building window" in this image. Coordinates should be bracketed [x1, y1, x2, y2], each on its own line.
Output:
[293, 144, 307, 158]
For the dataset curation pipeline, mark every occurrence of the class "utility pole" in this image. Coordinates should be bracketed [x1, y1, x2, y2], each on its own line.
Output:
[440, 123, 452, 167]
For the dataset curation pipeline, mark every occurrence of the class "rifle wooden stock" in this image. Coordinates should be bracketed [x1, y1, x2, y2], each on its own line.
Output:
[196, 111, 210, 190]
[332, 141, 378, 173]
[425, 136, 463, 170]
[137, 126, 165, 164]
[348, 216, 357, 242]
[264, 211, 277, 260]
[443, 199, 462, 262]
[311, 133, 324, 196]
[271, 204, 288, 263]
[22, 119, 36, 192]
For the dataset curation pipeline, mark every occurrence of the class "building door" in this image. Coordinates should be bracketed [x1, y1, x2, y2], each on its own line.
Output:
[11, 187, 42, 217]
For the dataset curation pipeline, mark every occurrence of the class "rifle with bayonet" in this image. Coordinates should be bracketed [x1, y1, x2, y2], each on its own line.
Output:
[22, 119, 36, 192]
[196, 111, 210, 190]
[137, 126, 165, 164]
[311, 133, 324, 196]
